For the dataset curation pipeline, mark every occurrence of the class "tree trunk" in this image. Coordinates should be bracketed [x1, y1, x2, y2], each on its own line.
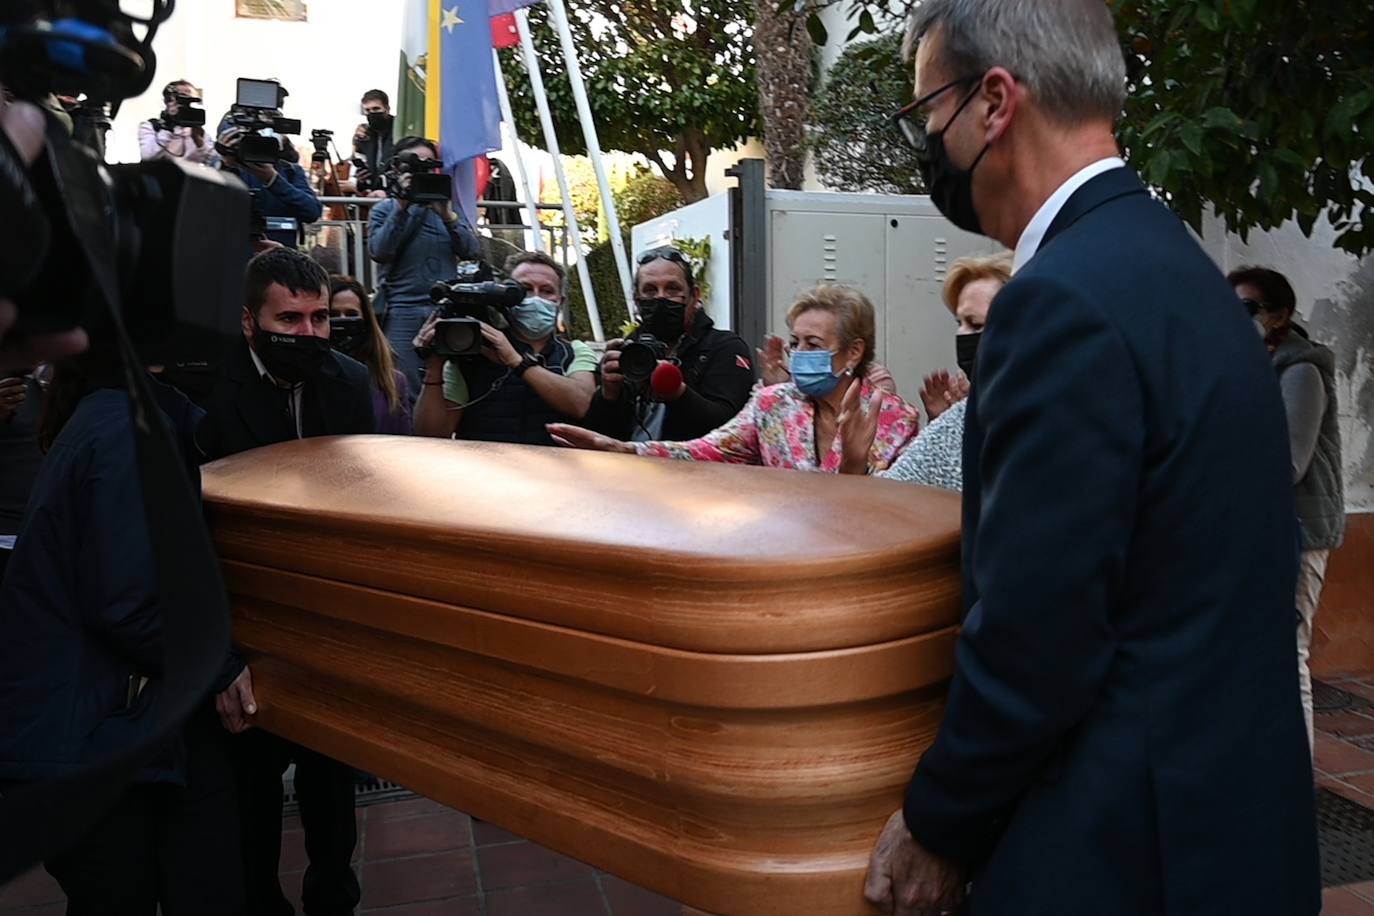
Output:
[752, 0, 814, 189]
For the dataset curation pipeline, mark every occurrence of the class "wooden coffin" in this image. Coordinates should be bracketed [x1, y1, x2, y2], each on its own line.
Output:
[201, 436, 962, 915]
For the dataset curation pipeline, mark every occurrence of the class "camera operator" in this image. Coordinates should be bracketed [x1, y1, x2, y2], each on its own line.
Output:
[195, 248, 372, 916]
[138, 79, 213, 164]
[0, 337, 246, 914]
[351, 89, 394, 198]
[216, 124, 321, 249]
[584, 245, 754, 442]
[412, 251, 597, 443]
[367, 136, 481, 395]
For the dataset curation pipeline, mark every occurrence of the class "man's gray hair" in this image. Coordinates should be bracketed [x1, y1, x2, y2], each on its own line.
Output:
[903, 0, 1127, 125]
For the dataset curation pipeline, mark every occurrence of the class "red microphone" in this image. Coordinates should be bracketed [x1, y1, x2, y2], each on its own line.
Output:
[650, 362, 684, 399]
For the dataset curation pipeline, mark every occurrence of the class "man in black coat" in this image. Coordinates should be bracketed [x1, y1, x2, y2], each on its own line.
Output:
[583, 245, 754, 442]
[198, 248, 374, 916]
[863, 2, 1320, 914]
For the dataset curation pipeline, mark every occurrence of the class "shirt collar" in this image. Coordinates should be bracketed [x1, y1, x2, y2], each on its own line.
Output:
[1012, 157, 1126, 274]
[247, 341, 300, 390]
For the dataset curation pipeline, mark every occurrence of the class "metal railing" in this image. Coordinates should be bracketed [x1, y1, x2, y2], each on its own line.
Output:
[302, 197, 574, 290]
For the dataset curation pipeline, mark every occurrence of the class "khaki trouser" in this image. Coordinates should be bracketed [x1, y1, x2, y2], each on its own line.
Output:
[1296, 549, 1330, 751]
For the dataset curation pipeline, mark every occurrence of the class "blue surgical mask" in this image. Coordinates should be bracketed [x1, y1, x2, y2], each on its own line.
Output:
[791, 348, 843, 398]
[510, 296, 559, 339]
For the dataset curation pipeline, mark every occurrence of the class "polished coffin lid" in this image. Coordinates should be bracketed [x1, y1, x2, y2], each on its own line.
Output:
[202, 435, 963, 914]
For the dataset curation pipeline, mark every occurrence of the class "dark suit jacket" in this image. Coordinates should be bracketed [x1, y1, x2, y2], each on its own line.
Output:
[903, 168, 1320, 915]
[197, 338, 376, 462]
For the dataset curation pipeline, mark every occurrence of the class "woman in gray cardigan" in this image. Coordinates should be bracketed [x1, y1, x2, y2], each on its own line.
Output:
[1231, 265, 1345, 750]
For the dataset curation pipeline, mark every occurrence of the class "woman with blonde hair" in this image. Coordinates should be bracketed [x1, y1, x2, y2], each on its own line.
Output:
[868, 251, 1012, 489]
[328, 275, 413, 434]
[549, 284, 920, 472]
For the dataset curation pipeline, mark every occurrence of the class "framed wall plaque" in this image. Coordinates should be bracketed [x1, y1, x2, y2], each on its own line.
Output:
[235, 0, 308, 22]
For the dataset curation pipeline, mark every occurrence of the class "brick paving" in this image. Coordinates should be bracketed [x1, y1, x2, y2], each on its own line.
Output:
[10, 674, 1374, 914]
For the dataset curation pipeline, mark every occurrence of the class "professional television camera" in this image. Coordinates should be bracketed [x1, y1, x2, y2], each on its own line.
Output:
[309, 128, 333, 164]
[387, 149, 452, 204]
[0, 2, 251, 367]
[217, 77, 302, 165]
[428, 261, 525, 358]
[149, 91, 206, 132]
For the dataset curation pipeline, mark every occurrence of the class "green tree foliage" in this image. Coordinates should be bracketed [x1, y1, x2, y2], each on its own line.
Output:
[502, 0, 760, 204]
[808, 32, 924, 194]
[615, 166, 686, 229]
[797, 0, 1374, 255]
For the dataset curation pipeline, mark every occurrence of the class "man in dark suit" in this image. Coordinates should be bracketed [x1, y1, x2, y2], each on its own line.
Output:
[863, 2, 1320, 914]
[199, 247, 374, 916]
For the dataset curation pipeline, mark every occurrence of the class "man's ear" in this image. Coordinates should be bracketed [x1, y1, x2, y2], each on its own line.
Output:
[241, 306, 256, 343]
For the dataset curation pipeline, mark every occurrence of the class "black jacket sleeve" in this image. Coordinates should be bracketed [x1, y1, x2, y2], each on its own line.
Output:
[669, 334, 754, 437]
[582, 387, 635, 439]
[902, 275, 1142, 864]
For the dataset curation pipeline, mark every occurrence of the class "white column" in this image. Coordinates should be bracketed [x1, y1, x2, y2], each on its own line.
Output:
[492, 48, 545, 254]
[544, 0, 636, 317]
[515, 9, 604, 342]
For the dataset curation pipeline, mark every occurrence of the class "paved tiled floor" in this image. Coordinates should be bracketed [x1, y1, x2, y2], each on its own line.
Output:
[10, 674, 1374, 914]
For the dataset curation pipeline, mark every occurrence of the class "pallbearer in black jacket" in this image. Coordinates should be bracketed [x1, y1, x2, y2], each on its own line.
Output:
[864, 2, 1320, 915]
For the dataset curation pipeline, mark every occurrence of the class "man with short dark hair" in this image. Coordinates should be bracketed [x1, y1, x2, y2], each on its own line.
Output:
[352, 89, 394, 195]
[413, 250, 599, 443]
[197, 248, 373, 916]
[367, 136, 481, 395]
[863, 1, 1320, 913]
[582, 245, 754, 442]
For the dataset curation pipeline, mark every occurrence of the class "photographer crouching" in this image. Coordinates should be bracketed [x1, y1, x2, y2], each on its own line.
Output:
[584, 245, 754, 442]
[412, 252, 598, 443]
[367, 136, 481, 396]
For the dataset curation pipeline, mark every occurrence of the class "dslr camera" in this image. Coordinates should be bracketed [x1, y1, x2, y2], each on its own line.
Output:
[388, 149, 452, 204]
[218, 77, 302, 165]
[428, 261, 526, 358]
[619, 333, 670, 385]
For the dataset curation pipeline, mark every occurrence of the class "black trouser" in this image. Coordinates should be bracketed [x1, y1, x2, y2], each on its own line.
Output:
[42, 707, 245, 916]
[230, 729, 359, 916]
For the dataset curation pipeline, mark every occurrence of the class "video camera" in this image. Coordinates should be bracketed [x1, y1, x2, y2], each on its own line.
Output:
[387, 149, 452, 204]
[218, 77, 302, 165]
[150, 92, 206, 132]
[309, 128, 333, 164]
[620, 333, 671, 385]
[428, 261, 525, 357]
[0, 2, 251, 366]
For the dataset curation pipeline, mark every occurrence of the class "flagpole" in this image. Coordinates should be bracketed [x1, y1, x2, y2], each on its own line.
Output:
[515, 8, 604, 342]
[491, 48, 545, 255]
[544, 0, 635, 320]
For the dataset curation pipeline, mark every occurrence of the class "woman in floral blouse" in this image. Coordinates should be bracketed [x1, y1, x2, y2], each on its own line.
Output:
[548, 285, 920, 473]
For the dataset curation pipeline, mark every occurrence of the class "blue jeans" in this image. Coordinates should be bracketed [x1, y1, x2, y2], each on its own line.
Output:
[381, 304, 431, 403]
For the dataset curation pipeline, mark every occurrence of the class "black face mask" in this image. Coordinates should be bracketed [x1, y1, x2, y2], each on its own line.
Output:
[328, 316, 368, 357]
[919, 85, 990, 236]
[955, 331, 981, 379]
[366, 111, 393, 134]
[636, 297, 688, 343]
[252, 320, 331, 384]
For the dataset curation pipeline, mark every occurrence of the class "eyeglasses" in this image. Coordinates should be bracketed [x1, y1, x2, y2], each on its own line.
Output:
[636, 246, 695, 290]
[891, 74, 984, 155]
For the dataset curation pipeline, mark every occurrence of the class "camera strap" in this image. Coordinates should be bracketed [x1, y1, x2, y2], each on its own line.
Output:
[0, 125, 230, 882]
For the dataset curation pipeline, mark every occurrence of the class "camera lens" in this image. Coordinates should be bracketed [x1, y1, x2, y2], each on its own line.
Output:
[620, 341, 659, 384]
[435, 318, 482, 357]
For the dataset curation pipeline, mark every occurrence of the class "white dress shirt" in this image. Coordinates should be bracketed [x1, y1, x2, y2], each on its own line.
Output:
[1011, 157, 1126, 273]
[248, 344, 305, 438]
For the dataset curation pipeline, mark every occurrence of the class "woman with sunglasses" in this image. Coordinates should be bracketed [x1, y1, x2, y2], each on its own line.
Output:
[550, 284, 920, 472]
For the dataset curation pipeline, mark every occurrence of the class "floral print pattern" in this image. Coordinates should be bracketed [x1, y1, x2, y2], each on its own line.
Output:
[633, 380, 920, 472]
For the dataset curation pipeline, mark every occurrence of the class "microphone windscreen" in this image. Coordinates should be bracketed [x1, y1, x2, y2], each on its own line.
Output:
[650, 362, 684, 399]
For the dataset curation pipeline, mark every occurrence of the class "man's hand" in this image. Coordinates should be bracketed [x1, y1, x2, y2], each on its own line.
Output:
[599, 339, 625, 401]
[352, 122, 370, 147]
[864, 810, 966, 915]
[837, 378, 883, 475]
[546, 423, 636, 453]
[479, 322, 521, 368]
[413, 310, 441, 354]
[919, 370, 969, 422]
[0, 376, 27, 423]
[433, 199, 459, 224]
[757, 334, 789, 386]
[215, 666, 258, 734]
[0, 98, 89, 371]
[246, 161, 277, 185]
